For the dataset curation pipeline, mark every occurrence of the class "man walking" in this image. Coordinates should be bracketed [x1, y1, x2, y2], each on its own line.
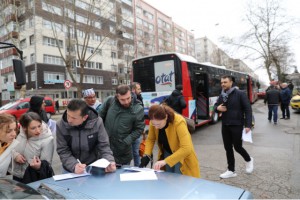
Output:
[280, 83, 292, 120]
[131, 82, 144, 166]
[264, 85, 281, 124]
[214, 75, 253, 179]
[99, 85, 145, 165]
[56, 99, 116, 174]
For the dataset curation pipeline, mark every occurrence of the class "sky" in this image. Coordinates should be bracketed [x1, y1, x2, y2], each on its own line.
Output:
[143, 0, 300, 84]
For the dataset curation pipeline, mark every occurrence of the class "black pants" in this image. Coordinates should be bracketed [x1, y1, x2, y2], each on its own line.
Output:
[280, 103, 290, 118]
[222, 125, 251, 172]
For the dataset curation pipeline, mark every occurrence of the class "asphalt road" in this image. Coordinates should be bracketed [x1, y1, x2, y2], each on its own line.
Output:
[51, 100, 300, 199]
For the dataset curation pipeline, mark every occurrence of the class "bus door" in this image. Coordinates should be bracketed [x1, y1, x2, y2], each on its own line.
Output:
[194, 72, 209, 120]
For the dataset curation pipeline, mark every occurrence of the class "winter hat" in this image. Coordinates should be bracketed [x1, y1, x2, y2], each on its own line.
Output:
[82, 88, 95, 98]
[29, 96, 44, 112]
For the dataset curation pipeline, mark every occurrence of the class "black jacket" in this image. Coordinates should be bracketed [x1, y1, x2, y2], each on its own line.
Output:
[264, 88, 281, 105]
[165, 89, 186, 114]
[214, 89, 252, 128]
[22, 160, 54, 184]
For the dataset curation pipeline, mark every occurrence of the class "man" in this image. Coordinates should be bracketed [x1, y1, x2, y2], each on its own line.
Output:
[131, 82, 144, 166]
[264, 85, 281, 124]
[165, 84, 186, 114]
[82, 88, 102, 112]
[56, 99, 116, 174]
[214, 75, 253, 179]
[279, 83, 292, 120]
[99, 85, 145, 165]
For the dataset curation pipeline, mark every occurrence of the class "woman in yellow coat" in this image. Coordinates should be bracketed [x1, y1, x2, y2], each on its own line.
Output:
[140, 104, 200, 178]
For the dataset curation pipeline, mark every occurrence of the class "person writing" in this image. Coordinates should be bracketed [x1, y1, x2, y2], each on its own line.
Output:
[139, 104, 200, 178]
[56, 99, 116, 174]
[0, 114, 18, 177]
[8, 112, 54, 183]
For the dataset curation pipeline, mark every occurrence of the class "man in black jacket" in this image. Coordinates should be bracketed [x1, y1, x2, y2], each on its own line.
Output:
[264, 85, 281, 124]
[165, 84, 186, 114]
[214, 75, 253, 179]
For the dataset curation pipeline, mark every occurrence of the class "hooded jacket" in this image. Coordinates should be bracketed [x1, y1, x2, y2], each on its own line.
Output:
[56, 107, 114, 172]
[28, 96, 49, 123]
[99, 96, 145, 164]
[165, 89, 186, 114]
[8, 122, 54, 179]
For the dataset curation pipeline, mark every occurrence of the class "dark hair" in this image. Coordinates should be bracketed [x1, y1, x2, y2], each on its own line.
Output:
[148, 104, 175, 123]
[130, 82, 141, 90]
[221, 75, 235, 82]
[67, 99, 89, 116]
[29, 96, 44, 112]
[116, 84, 130, 95]
[19, 112, 42, 129]
[0, 113, 16, 133]
[175, 84, 183, 91]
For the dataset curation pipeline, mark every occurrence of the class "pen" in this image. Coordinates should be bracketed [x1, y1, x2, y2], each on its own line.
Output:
[77, 159, 82, 164]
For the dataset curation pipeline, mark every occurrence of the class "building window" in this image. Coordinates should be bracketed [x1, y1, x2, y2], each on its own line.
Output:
[20, 39, 27, 49]
[44, 72, 64, 83]
[96, 76, 103, 84]
[31, 71, 36, 82]
[112, 78, 118, 85]
[111, 52, 117, 58]
[30, 35, 35, 45]
[30, 53, 35, 63]
[96, 62, 102, 69]
[29, 17, 34, 27]
[43, 54, 64, 65]
[43, 36, 63, 47]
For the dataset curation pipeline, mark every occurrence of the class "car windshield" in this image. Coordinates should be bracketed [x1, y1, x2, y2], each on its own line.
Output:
[0, 102, 18, 110]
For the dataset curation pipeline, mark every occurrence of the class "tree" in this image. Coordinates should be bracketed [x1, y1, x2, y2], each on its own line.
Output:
[222, 0, 295, 82]
[43, 0, 134, 97]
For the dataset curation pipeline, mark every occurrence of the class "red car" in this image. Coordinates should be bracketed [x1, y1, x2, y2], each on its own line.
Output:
[0, 96, 55, 120]
[257, 88, 266, 99]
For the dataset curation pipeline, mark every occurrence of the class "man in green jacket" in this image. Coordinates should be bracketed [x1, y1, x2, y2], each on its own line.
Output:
[99, 85, 145, 165]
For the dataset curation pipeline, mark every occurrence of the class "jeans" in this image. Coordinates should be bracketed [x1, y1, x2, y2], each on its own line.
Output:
[132, 136, 142, 166]
[222, 125, 251, 172]
[268, 105, 278, 122]
[280, 103, 290, 118]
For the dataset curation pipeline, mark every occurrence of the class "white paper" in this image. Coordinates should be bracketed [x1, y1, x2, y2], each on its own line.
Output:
[123, 167, 164, 173]
[53, 172, 91, 181]
[120, 171, 158, 181]
[89, 158, 110, 168]
[242, 129, 253, 143]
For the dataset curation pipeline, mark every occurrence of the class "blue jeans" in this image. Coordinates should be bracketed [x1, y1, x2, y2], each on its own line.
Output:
[132, 136, 142, 166]
[268, 105, 278, 123]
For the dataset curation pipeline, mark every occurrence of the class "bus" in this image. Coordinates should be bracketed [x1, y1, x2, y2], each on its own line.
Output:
[132, 52, 258, 126]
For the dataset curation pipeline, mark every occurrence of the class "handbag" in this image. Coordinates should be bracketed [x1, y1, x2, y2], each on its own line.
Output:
[183, 116, 195, 133]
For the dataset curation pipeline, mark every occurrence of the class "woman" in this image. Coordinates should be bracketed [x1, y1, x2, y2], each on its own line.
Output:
[140, 104, 200, 178]
[0, 113, 18, 177]
[28, 95, 49, 123]
[8, 112, 54, 183]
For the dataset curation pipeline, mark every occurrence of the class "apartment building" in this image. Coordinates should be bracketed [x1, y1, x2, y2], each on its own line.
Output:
[134, 0, 195, 58]
[0, 0, 134, 104]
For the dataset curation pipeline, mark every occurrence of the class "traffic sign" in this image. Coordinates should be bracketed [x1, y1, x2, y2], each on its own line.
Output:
[64, 80, 72, 90]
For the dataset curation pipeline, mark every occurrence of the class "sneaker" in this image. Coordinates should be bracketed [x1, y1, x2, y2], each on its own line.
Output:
[220, 170, 237, 179]
[285, 118, 290, 120]
[274, 122, 277, 125]
[280, 117, 285, 119]
[246, 157, 254, 173]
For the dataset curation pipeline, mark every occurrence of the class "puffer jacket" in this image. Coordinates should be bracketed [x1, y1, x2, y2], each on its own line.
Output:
[8, 122, 54, 179]
[99, 96, 145, 164]
[56, 107, 114, 172]
[166, 89, 186, 114]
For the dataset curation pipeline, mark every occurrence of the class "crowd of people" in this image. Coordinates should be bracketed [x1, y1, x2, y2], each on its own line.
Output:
[1, 77, 295, 184]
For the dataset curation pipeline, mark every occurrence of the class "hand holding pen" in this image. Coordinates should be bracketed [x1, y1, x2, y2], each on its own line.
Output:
[75, 159, 86, 174]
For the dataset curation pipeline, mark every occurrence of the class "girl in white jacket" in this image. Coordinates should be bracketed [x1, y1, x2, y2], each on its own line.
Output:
[8, 112, 54, 182]
[0, 114, 18, 177]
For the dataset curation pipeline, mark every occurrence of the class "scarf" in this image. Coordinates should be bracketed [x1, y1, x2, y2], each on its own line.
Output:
[221, 86, 237, 103]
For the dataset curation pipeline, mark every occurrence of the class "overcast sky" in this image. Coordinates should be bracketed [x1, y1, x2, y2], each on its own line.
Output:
[144, 0, 300, 84]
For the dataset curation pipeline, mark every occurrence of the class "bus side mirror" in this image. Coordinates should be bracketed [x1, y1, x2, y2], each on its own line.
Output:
[13, 59, 26, 86]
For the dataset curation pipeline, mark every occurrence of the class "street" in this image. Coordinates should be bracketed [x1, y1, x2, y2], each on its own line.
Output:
[51, 99, 300, 199]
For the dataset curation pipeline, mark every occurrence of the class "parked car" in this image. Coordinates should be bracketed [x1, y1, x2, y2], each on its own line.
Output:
[290, 95, 300, 112]
[257, 88, 266, 99]
[0, 96, 55, 120]
[27, 168, 253, 199]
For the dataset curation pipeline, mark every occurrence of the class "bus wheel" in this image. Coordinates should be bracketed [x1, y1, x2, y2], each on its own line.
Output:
[210, 111, 219, 124]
